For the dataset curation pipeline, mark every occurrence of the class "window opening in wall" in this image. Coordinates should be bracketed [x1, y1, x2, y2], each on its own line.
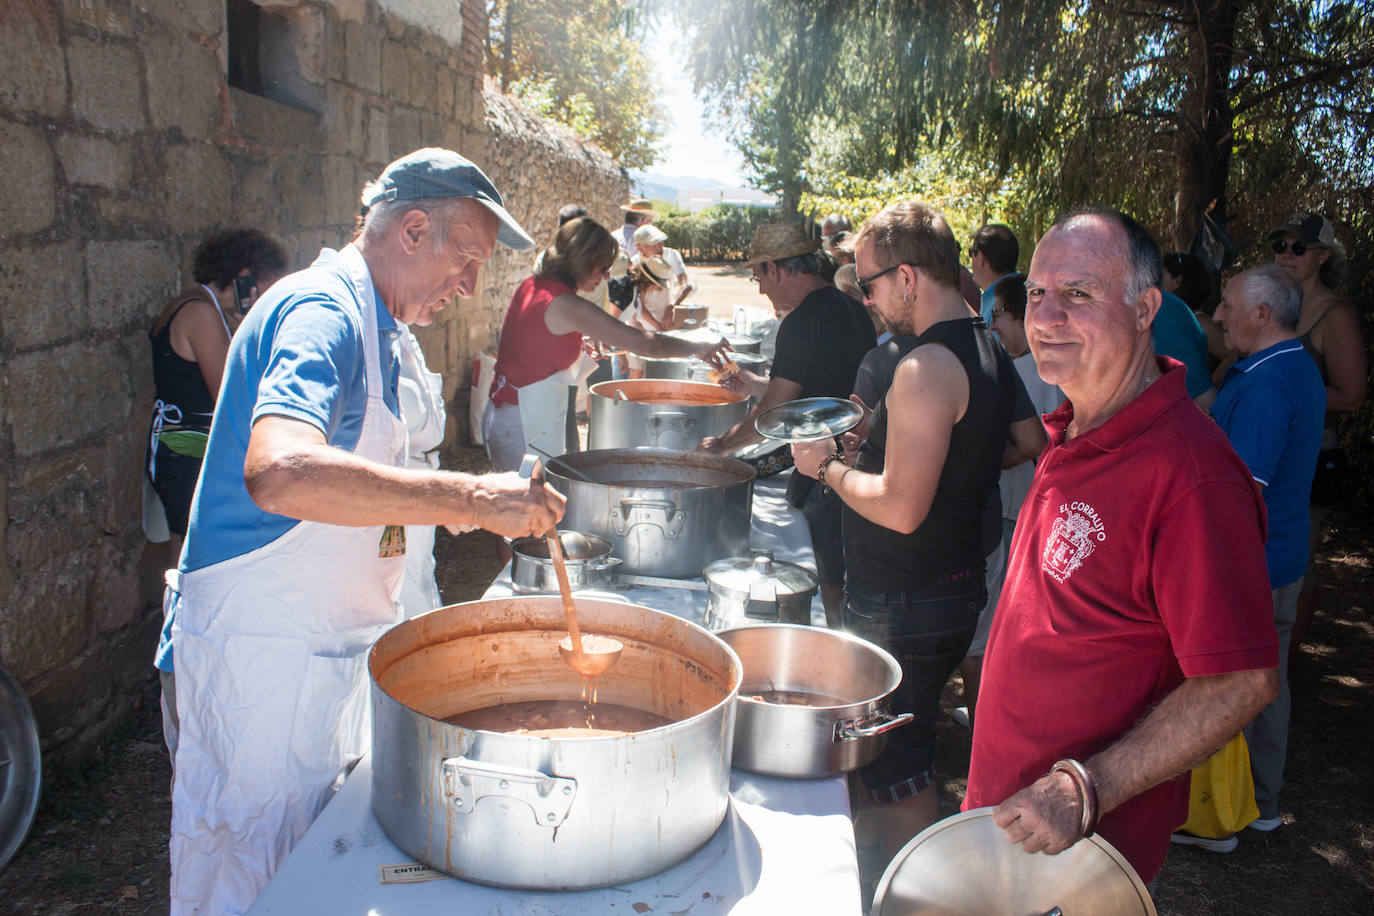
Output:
[226, 0, 326, 114]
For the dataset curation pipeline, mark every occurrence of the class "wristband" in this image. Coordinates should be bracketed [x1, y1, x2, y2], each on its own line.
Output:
[818, 453, 846, 493]
[1050, 758, 1098, 839]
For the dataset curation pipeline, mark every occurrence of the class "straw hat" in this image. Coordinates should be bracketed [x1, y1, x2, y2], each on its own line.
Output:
[639, 255, 672, 287]
[633, 223, 668, 246]
[619, 198, 658, 219]
[743, 222, 822, 267]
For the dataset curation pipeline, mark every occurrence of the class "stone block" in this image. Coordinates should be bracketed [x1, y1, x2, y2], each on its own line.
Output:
[364, 104, 389, 164]
[0, 559, 91, 682]
[163, 143, 232, 233]
[86, 239, 180, 332]
[25, 637, 116, 748]
[132, 0, 223, 35]
[407, 47, 436, 112]
[328, 11, 346, 83]
[0, 486, 12, 604]
[326, 86, 366, 157]
[0, 0, 68, 116]
[0, 121, 55, 234]
[8, 452, 103, 575]
[63, 0, 132, 36]
[345, 18, 382, 93]
[55, 132, 132, 190]
[0, 241, 87, 350]
[435, 66, 454, 119]
[91, 549, 142, 635]
[228, 86, 323, 148]
[8, 341, 133, 458]
[390, 107, 421, 159]
[323, 155, 360, 226]
[69, 35, 146, 133]
[145, 33, 223, 139]
[278, 154, 327, 229]
[380, 40, 408, 99]
[100, 417, 151, 533]
[228, 155, 284, 228]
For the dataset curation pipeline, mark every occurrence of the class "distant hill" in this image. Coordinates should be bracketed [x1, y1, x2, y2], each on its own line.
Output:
[630, 170, 776, 213]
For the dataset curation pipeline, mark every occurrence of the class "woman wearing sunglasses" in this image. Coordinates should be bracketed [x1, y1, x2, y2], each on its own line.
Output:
[1269, 212, 1366, 665]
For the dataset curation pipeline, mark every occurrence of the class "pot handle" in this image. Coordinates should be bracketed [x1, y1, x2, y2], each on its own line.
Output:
[441, 756, 578, 828]
[586, 556, 624, 572]
[836, 709, 914, 741]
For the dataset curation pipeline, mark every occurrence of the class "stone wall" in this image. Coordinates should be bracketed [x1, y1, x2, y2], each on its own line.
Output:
[0, 0, 628, 766]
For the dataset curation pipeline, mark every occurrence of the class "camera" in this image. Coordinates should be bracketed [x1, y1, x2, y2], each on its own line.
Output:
[233, 273, 258, 312]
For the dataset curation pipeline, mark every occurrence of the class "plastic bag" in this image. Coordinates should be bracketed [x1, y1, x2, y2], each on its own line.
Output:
[1178, 732, 1259, 838]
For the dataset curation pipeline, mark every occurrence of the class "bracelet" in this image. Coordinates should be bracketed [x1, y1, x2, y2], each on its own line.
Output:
[1050, 758, 1098, 839]
[817, 453, 846, 493]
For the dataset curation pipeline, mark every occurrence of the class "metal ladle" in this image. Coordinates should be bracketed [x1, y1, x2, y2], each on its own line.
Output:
[518, 454, 623, 677]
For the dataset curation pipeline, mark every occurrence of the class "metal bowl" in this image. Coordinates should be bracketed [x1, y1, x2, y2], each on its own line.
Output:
[871, 808, 1157, 915]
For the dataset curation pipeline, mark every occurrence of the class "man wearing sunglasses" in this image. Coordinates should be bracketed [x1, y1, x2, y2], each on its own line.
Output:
[791, 201, 1043, 867]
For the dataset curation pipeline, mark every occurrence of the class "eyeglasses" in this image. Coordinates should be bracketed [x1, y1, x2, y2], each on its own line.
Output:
[856, 263, 904, 299]
[1271, 238, 1321, 256]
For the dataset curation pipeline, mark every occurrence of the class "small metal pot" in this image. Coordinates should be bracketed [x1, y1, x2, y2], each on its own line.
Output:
[702, 550, 818, 630]
[509, 533, 622, 593]
[717, 624, 912, 778]
[662, 327, 763, 354]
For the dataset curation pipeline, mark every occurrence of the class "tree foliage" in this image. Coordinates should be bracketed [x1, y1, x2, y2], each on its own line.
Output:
[677, 1, 1374, 250]
[486, 1, 667, 169]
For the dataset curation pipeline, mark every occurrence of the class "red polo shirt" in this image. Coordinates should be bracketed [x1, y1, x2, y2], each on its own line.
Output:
[965, 358, 1277, 882]
[490, 275, 581, 406]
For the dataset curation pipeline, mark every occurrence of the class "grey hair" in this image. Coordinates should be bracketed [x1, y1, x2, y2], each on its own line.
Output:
[359, 179, 469, 248]
[1240, 264, 1304, 330]
[774, 252, 825, 277]
[1052, 206, 1162, 303]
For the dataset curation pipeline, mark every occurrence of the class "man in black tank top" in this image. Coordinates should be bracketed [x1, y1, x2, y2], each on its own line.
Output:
[792, 202, 1046, 871]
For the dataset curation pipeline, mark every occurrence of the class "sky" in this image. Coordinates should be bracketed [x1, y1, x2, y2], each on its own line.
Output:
[646, 32, 748, 186]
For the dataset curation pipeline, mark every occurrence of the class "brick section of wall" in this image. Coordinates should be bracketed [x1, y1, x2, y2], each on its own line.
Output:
[0, 0, 628, 767]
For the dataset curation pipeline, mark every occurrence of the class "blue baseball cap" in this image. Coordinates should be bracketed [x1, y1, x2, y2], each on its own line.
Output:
[365, 148, 534, 251]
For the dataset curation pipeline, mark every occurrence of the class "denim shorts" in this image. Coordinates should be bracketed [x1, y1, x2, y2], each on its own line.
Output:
[844, 572, 985, 802]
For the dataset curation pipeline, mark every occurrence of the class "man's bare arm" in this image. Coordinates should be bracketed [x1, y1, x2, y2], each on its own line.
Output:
[700, 376, 802, 453]
[1003, 415, 1048, 468]
[244, 415, 565, 538]
[992, 667, 1279, 854]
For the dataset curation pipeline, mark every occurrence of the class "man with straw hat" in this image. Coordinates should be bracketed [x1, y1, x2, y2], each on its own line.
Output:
[701, 222, 875, 623]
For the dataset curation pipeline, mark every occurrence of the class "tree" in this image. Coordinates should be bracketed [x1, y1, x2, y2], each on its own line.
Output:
[485, 1, 668, 169]
[677, 1, 1374, 247]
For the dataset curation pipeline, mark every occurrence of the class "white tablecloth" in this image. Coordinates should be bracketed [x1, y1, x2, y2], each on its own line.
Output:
[247, 473, 861, 915]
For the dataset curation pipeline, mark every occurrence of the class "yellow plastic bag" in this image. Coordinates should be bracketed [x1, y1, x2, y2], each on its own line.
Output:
[1178, 732, 1260, 838]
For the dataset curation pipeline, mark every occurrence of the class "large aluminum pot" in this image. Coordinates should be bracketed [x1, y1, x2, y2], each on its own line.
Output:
[642, 351, 768, 384]
[509, 532, 622, 593]
[546, 448, 754, 578]
[718, 625, 912, 778]
[588, 379, 748, 452]
[370, 595, 742, 890]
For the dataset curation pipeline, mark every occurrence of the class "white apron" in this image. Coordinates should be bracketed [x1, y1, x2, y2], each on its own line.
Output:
[167, 247, 406, 916]
[397, 325, 445, 618]
[485, 348, 597, 466]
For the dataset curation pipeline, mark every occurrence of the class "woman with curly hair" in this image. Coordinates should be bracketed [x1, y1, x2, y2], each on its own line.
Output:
[144, 228, 287, 550]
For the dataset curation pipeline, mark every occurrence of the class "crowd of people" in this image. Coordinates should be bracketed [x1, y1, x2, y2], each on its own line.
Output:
[145, 143, 1364, 912]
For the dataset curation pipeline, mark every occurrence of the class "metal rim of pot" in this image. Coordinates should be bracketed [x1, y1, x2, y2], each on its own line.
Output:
[702, 549, 818, 628]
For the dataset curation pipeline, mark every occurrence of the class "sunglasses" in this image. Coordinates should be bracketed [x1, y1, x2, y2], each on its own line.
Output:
[1271, 238, 1321, 256]
[856, 263, 904, 299]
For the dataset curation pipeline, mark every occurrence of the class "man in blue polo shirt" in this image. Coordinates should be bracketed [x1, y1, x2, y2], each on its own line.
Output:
[1190, 263, 1324, 847]
[163, 149, 566, 915]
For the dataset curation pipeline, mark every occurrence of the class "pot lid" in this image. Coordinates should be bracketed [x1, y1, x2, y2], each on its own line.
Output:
[0, 665, 42, 871]
[872, 808, 1157, 916]
[754, 397, 863, 442]
[702, 550, 819, 601]
[663, 327, 760, 349]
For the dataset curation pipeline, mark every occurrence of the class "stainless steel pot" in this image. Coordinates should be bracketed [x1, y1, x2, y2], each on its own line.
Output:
[509, 532, 622, 593]
[546, 448, 754, 578]
[702, 550, 818, 630]
[662, 327, 763, 354]
[370, 595, 742, 890]
[588, 379, 749, 452]
[717, 624, 912, 778]
[641, 351, 769, 383]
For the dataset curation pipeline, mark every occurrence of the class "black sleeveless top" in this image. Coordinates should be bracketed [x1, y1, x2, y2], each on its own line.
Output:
[844, 317, 1019, 592]
[149, 297, 218, 430]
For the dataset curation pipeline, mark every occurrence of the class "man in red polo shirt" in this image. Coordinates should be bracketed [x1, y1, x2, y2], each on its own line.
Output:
[964, 207, 1279, 885]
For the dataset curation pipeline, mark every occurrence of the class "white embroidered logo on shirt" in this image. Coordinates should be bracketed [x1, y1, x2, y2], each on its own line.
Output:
[1042, 501, 1106, 583]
